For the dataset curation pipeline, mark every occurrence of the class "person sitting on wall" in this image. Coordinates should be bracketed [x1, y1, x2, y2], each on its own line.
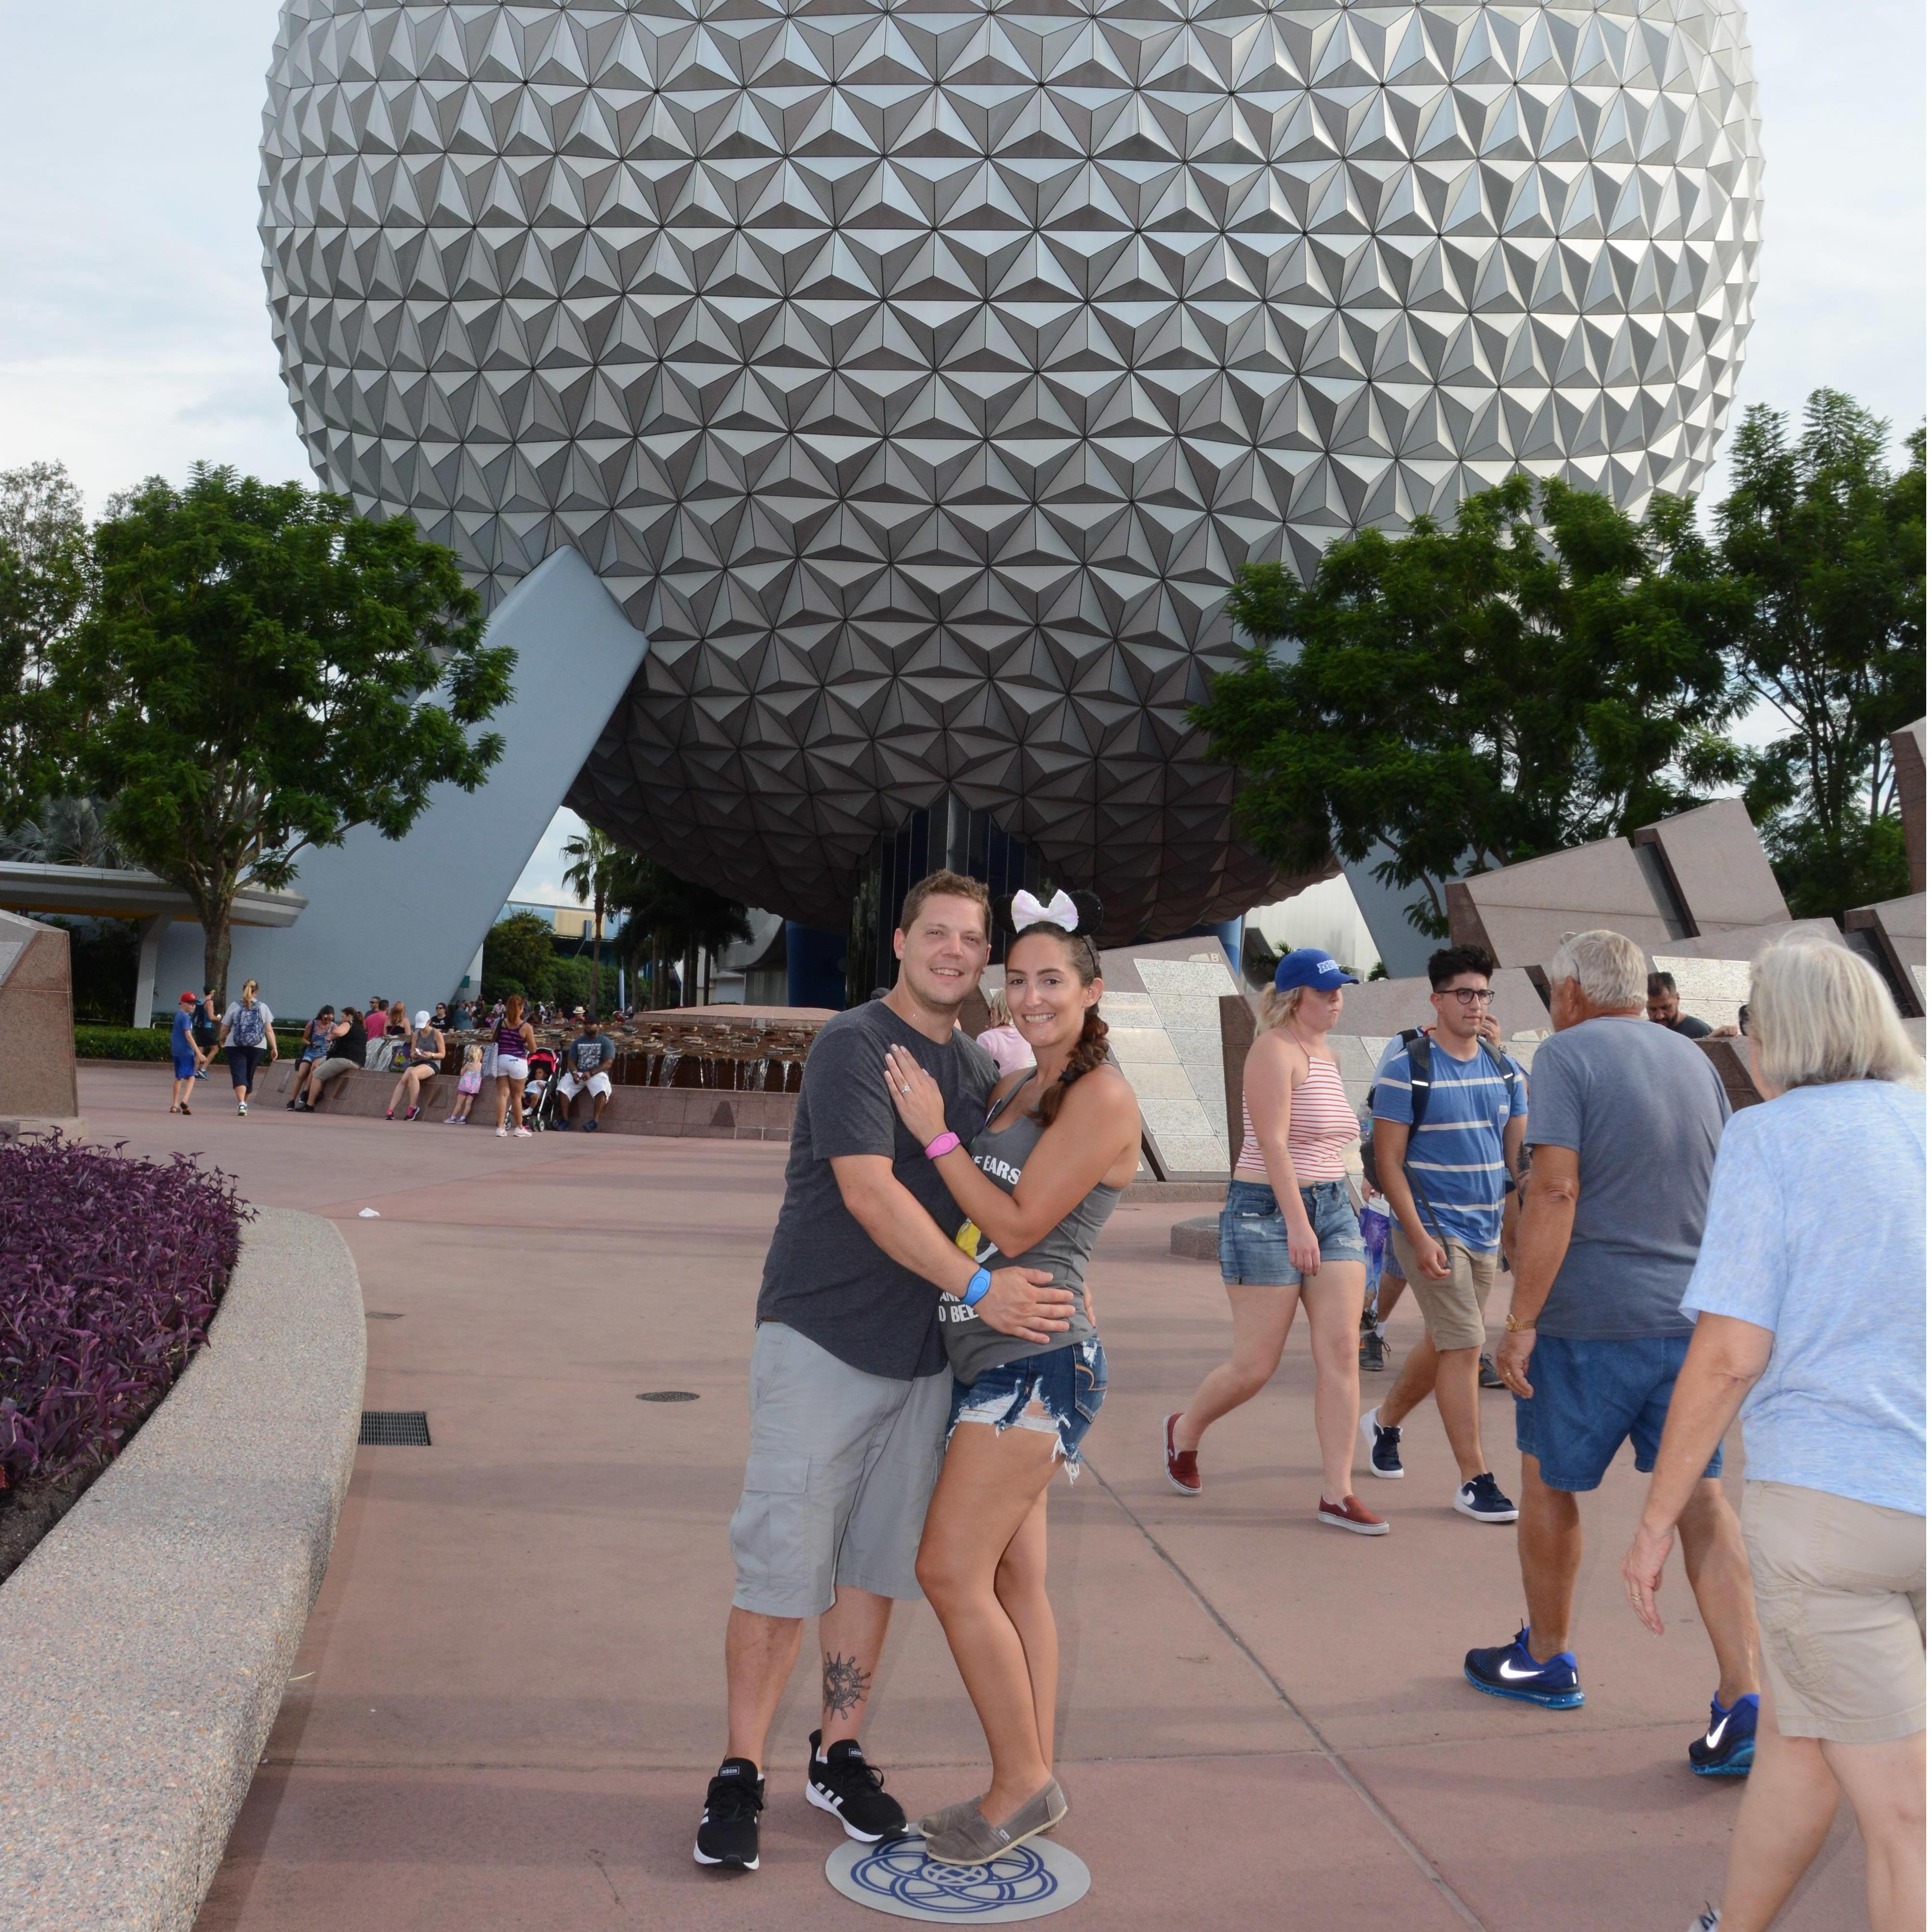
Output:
[286, 1005, 337, 1110]
[299, 1001, 368, 1110]
[556, 1008, 617, 1130]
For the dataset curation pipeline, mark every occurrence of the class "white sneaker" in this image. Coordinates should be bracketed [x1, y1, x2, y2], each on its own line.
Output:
[496, 1126, 509, 1137]
[1687, 1908, 1720, 1932]
[238, 1100, 248, 1116]
[513, 1126, 533, 1139]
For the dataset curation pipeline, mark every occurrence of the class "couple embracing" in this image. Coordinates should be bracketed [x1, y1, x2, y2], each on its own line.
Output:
[695, 870, 1141, 1873]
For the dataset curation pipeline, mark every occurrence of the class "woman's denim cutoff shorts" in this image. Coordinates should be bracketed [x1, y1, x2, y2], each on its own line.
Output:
[1219, 1176, 1366, 1285]
[948, 1338, 1108, 1476]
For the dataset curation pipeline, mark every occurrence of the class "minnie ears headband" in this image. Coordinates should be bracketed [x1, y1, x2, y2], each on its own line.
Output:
[1010, 888, 1103, 938]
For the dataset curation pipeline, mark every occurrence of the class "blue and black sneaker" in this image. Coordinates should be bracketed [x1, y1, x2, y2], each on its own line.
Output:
[1689, 1693, 1758, 1776]
[1463, 1627, 1585, 1709]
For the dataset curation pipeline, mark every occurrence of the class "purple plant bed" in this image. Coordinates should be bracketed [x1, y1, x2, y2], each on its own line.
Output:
[0, 1136, 249, 1584]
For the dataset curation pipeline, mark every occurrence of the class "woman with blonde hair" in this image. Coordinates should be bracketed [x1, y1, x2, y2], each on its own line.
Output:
[1163, 949, 1382, 1533]
[1619, 937, 1924, 1932]
[218, 978, 277, 1117]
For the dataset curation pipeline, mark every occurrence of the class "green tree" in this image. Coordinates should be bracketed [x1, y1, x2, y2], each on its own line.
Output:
[1197, 474, 1749, 933]
[561, 823, 624, 1012]
[482, 911, 557, 1003]
[35, 465, 514, 998]
[0, 461, 91, 827]
[1714, 392, 1926, 916]
[608, 853, 751, 1007]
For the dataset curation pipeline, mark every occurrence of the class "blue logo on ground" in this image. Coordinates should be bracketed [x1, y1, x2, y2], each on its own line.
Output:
[850, 1840, 1058, 1916]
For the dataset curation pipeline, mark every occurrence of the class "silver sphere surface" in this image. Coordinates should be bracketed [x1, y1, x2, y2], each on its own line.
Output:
[261, 0, 1761, 938]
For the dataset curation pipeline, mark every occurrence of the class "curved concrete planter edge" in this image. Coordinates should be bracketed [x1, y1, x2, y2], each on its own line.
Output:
[0, 1206, 365, 1932]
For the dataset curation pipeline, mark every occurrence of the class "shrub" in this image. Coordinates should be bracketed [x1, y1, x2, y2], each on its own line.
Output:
[74, 1024, 304, 1060]
[0, 1137, 248, 1497]
[74, 1024, 172, 1060]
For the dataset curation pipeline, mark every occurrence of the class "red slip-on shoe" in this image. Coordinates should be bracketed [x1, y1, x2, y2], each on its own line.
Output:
[1162, 1413, 1201, 1496]
[1317, 1494, 1390, 1536]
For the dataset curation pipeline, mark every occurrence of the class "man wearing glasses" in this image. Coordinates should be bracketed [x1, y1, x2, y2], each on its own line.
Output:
[1360, 945, 1527, 1525]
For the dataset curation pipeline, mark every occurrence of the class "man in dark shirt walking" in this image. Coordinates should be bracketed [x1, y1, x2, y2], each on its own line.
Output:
[695, 872, 1076, 1874]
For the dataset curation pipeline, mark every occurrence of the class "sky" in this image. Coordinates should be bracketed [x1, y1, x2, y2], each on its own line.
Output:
[1, 0, 1923, 904]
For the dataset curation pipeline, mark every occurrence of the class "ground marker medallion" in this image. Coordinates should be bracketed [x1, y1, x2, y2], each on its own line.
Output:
[826, 1835, 1089, 1922]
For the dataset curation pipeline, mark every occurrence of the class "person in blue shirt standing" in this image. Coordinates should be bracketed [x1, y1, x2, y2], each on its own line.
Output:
[169, 990, 205, 1114]
[1360, 945, 1527, 1524]
[1620, 936, 1924, 1932]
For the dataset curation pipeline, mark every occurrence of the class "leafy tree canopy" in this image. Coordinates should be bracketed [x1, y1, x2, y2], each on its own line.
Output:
[482, 911, 558, 1002]
[34, 464, 514, 996]
[0, 461, 91, 825]
[1716, 391, 1925, 915]
[608, 849, 752, 1003]
[1197, 473, 1750, 934]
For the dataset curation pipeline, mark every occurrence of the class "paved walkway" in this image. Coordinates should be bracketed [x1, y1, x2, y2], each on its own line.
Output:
[77, 1067, 1863, 1930]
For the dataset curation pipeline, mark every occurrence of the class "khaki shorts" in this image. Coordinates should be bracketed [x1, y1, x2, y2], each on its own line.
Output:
[1745, 1480, 1926, 1744]
[1388, 1226, 1495, 1352]
[729, 1321, 951, 1619]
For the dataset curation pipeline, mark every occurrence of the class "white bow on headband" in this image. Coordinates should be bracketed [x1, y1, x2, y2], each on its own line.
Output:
[1012, 888, 1079, 932]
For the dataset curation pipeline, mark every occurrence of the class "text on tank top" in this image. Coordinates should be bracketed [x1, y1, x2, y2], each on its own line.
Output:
[939, 1093, 1122, 1385]
[1235, 1050, 1355, 1183]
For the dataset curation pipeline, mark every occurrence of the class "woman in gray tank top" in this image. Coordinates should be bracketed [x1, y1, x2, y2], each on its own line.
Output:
[880, 890, 1140, 1867]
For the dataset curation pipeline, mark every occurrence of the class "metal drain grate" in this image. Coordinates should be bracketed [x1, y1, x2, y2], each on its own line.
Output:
[637, 1391, 699, 1403]
[359, 1410, 431, 1445]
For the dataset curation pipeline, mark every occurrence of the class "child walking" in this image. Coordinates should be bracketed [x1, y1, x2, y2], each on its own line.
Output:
[445, 1044, 484, 1123]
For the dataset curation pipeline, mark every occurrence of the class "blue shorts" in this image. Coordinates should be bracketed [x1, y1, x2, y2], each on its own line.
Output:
[1219, 1177, 1366, 1285]
[949, 1339, 1107, 1475]
[172, 1055, 198, 1080]
[1514, 1333, 1723, 1493]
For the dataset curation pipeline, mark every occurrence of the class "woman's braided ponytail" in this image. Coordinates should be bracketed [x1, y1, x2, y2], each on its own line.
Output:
[1008, 888, 1109, 1127]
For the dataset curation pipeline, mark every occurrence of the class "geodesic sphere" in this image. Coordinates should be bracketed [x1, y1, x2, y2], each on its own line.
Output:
[261, 0, 1761, 939]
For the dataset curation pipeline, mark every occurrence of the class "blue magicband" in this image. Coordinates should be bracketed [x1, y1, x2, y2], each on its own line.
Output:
[963, 1267, 992, 1307]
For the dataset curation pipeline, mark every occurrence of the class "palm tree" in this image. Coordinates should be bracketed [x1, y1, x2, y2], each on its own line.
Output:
[560, 824, 624, 1013]
[607, 853, 752, 1008]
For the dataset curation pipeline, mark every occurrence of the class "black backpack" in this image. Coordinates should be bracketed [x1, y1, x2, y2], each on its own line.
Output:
[1358, 1030, 1520, 1204]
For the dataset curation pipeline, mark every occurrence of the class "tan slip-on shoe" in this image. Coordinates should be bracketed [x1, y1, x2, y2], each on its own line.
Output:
[919, 1779, 1067, 1866]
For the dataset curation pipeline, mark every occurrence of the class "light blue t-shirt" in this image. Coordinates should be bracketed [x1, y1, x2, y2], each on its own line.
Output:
[1371, 1034, 1527, 1253]
[1681, 1079, 1926, 1516]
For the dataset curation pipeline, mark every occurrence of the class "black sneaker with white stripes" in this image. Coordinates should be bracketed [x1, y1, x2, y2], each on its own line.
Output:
[806, 1730, 907, 1842]
[1454, 1471, 1519, 1522]
[694, 1758, 764, 1870]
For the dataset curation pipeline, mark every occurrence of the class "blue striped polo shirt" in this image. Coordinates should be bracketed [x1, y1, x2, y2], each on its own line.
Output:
[1371, 1035, 1527, 1254]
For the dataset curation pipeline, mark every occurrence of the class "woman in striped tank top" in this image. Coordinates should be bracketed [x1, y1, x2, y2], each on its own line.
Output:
[1162, 950, 1386, 1535]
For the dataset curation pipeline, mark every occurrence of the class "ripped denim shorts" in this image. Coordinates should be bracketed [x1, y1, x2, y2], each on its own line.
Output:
[947, 1338, 1108, 1478]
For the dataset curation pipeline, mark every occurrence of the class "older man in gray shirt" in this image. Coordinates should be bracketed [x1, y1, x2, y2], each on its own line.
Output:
[1464, 930, 1760, 1779]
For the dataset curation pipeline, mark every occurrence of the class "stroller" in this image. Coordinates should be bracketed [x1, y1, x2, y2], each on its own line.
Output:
[521, 1046, 562, 1132]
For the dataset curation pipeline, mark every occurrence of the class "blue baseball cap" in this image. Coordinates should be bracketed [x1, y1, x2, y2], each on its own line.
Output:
[1273, 948, 1359, 992]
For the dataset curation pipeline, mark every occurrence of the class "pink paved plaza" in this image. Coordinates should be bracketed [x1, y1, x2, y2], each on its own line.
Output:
[78, 1066, 1865, 1930]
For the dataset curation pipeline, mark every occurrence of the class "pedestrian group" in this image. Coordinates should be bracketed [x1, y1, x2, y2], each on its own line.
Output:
[696, 875, 1924, 1932]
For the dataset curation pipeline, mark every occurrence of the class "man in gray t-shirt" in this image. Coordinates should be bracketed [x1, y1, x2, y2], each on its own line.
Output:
[1464, 930, 1758, 1765]
[1526, 1013, 1730, 1340]
[696, 874, 1076, 1878]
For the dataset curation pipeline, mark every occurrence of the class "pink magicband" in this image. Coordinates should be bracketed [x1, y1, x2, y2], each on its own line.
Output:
[924, 1131, 961, 1159]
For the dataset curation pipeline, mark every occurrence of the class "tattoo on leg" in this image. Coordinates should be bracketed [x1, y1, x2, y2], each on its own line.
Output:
[822, 1651, 872, 1719]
